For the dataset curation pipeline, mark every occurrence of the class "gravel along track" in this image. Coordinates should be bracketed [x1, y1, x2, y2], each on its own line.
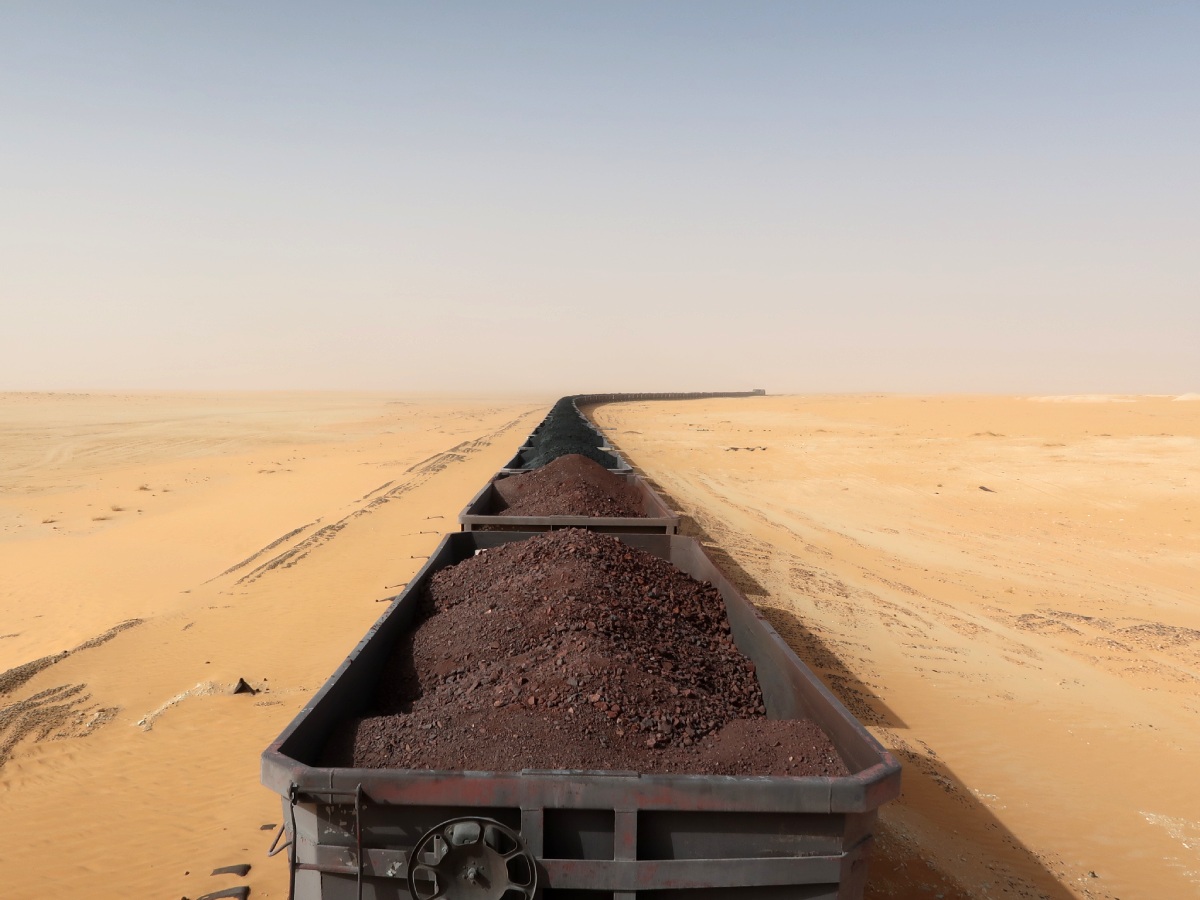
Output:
[324, 529, 847, 777]
[493, 454, 645, 518]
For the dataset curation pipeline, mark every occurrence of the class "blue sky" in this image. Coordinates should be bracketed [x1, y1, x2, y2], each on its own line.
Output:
[2, 2, 1197, 392]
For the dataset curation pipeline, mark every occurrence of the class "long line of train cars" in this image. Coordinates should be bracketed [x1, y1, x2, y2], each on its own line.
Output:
[261, 391, 900, 900]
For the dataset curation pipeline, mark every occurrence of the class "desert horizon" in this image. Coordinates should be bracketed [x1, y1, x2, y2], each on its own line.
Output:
[5, 6, 1197, 897]
[1, 390, 1196, 898]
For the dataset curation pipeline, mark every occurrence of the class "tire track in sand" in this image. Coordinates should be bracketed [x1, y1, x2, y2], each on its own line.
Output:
[223, 417, 532, 587]
[0, 619, 144, 770]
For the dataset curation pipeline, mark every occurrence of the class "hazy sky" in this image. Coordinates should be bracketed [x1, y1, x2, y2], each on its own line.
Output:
[2, 2, 1197, 394]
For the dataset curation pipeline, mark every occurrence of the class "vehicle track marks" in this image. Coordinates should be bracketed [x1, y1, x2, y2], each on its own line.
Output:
[0, 618, 144, 770]
[206, 524, 318, 582]
[230, 415, 535, 587]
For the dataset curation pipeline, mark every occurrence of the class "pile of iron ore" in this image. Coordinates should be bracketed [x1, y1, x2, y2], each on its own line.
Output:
[493, 454, 644, 518]
[324, 529, 847, 777]
[519, 397, 620, 470]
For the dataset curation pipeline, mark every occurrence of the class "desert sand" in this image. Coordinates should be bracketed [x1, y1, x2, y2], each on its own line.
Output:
[591, 395, 1200, 900]
[2, 392, 1196, 899]
[0, 391, 545, 898]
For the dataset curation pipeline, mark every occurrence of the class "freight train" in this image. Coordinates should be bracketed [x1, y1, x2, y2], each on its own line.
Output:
[261, 392, 899, 900]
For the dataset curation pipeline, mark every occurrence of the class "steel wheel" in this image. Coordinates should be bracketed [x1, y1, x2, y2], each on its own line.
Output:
[408, 817, 537, 900]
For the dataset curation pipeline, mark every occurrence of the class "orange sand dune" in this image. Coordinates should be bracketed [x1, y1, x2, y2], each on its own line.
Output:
[590, 395, 1200, 900]
[0, 392, 545, 899]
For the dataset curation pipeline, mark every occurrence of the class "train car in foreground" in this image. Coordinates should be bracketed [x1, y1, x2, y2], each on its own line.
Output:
[261, 530, 899, 900]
